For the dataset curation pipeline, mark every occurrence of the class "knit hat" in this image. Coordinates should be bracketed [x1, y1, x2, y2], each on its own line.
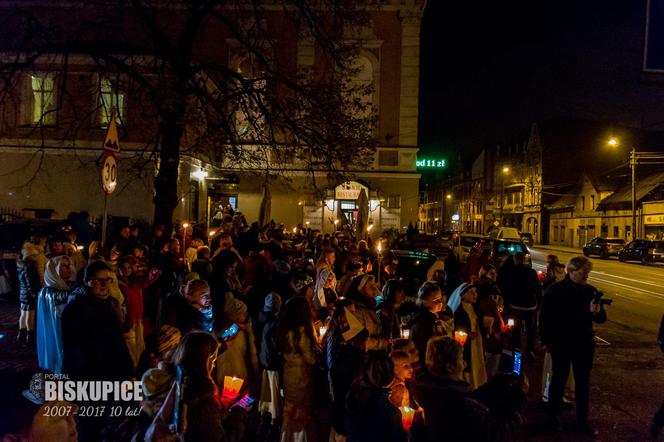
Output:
[263, 292, 283, 312]
[156, 325, 181, 355]
[224, 292, 249, 323]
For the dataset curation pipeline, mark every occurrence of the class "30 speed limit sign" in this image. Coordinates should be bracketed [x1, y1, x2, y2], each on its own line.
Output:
[101, 153, 118, 194]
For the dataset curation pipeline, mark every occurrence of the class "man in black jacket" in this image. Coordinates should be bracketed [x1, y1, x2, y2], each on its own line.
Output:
[539, 256, 607, 435]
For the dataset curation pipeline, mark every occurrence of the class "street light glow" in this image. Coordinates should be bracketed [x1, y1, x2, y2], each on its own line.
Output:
[208, 230, 216, 237]
[608, 137, 619, 147]
[446, 194, 452, 199]
[502, 166, 510, 173]
[182, 222, 189, 229]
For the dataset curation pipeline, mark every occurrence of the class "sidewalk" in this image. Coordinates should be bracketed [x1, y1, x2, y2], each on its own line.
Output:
[531, 244, 583, 255]
[0, 298, 38, 371]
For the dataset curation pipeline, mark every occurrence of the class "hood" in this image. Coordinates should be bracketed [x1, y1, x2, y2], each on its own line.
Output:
[21, 241, 43, 260]
[44, 256, 70, 290]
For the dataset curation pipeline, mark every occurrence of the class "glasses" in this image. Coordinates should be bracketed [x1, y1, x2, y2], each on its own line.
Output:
[91, 277, 113, 285]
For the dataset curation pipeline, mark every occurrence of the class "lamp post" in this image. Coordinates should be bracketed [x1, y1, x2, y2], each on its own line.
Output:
[444, 194, 452, 230]
[499, 166, 510, 226]
[608, 137, 664, 239]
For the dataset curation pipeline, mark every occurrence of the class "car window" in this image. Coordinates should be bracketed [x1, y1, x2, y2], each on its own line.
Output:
[607, 239, 625, 244]
[460, 237, 481, 247]
[495, 241, 527, 255]
[596, 238, 606, 244]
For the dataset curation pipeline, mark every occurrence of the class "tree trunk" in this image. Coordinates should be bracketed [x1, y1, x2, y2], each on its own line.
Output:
[153, 114, 184, 231]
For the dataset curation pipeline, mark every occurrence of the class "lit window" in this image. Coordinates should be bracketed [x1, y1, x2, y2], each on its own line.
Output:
[31, 74, 56, 125]
[99, 77, 125, 127]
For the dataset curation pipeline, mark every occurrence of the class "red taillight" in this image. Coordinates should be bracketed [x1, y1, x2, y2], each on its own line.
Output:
[453, 233, 459, 238]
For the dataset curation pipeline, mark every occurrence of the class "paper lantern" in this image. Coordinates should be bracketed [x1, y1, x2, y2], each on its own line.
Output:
[222, 376, 244, 400]
[399, 406, 415, 430]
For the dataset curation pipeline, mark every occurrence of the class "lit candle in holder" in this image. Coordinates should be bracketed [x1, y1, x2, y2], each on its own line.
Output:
[454, 330, 468, 346]
[507, 318, 515, 329]
[222, 376, 244, 400]
[319, 326, 327, 337]
[399, 406, 415, 430]
[401, 327, 410, 339]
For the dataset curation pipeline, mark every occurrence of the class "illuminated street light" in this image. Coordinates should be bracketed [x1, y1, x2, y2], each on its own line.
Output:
[208, 230, 216, 237]
[446, 194, 452, 200]
[192, 169, 208, 180]
[182, 222, 189, 229]
[367, 224, 374, 232]
[607, 137, 619, 147]
[502, 166, 510, 174]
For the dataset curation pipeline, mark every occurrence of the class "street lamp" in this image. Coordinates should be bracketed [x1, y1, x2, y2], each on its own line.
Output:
[500, 166, 510, 225]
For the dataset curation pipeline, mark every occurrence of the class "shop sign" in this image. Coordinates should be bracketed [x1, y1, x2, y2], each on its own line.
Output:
[335, 181, 369, 200]
[644, 214, 664, 225]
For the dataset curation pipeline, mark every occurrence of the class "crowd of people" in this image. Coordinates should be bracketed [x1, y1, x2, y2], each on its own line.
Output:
[1, 217, 612, 441]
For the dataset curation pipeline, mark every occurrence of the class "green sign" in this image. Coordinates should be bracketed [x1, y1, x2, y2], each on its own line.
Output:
[416, 158, 446, 169]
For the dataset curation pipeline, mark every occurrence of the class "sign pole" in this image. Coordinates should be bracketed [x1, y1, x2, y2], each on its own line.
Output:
[101, 194, 108, 248]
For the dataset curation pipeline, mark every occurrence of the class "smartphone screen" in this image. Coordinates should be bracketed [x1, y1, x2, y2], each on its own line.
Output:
[220, 323, 239, 341]
[512, 351, 522, 375]
[232, 393, 255, 410]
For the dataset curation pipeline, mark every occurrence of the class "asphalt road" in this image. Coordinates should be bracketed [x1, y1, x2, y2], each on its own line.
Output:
[520, 247, 664, 442]
[530, 247, 664, 336]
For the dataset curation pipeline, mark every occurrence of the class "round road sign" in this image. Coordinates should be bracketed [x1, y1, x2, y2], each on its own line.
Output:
[101, 153, 118, 194]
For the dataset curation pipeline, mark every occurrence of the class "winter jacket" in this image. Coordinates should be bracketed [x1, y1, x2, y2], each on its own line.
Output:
[61, 288, 134, 380]
[499, 264, 541, 311]
[376, 302, 401, 341]
[345, 382, 407, 442]
[409, 305, 454, 363]
[185, 392, 247, 442]
[17, 258, 40, 307]
[259, 313, 282, 371]
[413, 372, 526, 442]
[282, 328, 318, 408]
[163, 294, 213, 334]
[141, 361, 176, 418]
[539, 276, 607, 349]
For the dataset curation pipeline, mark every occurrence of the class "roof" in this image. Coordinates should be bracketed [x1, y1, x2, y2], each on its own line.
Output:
[548, 187, 579, 211]
[598, 171, 664, 208]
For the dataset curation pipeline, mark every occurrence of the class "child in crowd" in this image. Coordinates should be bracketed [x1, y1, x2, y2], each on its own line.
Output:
[388, 350, 414, 408]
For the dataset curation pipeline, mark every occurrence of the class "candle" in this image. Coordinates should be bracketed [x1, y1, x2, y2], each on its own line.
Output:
[319, 326, 327, 337]
[399, 406, 415, 430]
[401, 328, 410, 339]
[222, 376, 244, 400]
[454, 330, 468, 346]
[507, 318, 515, 328]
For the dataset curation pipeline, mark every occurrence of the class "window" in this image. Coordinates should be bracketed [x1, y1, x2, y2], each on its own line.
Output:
[591, 194, 595, 210]
[560, 225, 566, 241]
[378, 150, 399, 167]
[99, 77, 125, 127]
[30, 74, 56, 125]
[581, 196, 585, 211]
[553, 225, 559, 241]
[386, 195, 401, 209]
[613, 226, 619, 237]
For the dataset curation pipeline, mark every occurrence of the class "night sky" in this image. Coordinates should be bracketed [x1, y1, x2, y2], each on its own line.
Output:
[418, 0, 664, 169]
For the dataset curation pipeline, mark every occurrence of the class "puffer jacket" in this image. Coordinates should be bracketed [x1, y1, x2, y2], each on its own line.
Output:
[17, 258, 40, 307]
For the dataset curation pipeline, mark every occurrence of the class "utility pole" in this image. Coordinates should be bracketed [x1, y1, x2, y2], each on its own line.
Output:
[631, 147, 637, 239]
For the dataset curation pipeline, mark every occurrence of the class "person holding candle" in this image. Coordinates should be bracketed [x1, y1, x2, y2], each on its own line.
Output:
[376, 279, 406, 341]
[449, 282, 488, 389]
[413, 336, 527, 442]
[345, 274, 389, 351]
[344, 352, 407, 442]
[409, 281, 454, 364]
[388, 350, 414, 408]
[539, 256, 607, 436]
[275, 296, 322, 442]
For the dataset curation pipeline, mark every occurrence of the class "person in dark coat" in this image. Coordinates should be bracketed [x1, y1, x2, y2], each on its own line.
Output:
[345, 352, 407, 442]
[61, 261, 134, 381]
[499, 252, 541, 359]
[539, 256, 607, 436]
[409, 281, 454, 364]
[413, 336, 527, 442]
[376, 279, 405, 341]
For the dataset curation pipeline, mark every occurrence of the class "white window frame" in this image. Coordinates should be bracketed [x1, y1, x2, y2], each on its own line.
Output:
[29, 73, 57, 126]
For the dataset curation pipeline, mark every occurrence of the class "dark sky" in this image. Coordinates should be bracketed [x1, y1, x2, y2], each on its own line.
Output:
[418, 0, 664, 166]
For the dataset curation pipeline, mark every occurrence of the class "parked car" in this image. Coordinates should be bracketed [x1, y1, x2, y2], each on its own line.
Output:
[618, 239, 664, 264]
[390, 249, 439, 294]
[488, 227, 521, 241]
[583, 237, 625, 259]
[519, 232, 534, 248]
[453, 232, 487, 262]
[469, 238, 532, 269]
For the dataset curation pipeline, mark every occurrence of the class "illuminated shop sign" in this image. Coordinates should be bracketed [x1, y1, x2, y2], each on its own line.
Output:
[416, 158, 446, 169]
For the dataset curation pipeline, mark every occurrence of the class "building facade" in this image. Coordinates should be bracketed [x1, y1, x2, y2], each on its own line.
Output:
[0, 1, 425, 234]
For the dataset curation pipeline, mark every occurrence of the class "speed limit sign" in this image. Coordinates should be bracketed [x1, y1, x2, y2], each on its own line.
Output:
[101, 153, 118, 194]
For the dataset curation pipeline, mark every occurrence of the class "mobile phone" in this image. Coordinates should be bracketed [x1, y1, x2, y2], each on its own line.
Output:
[512, 350, 522, 376]
[220, 323, 239, 341]
[173, 366, 188, 434]
[232, 393, 255, 410]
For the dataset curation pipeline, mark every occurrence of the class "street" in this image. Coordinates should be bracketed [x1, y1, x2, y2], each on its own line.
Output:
[518, 247, 664, 442]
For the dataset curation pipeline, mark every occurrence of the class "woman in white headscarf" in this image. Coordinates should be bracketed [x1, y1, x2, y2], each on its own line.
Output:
[449, 282, 488, 389]
[36, 255, 84, 373]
